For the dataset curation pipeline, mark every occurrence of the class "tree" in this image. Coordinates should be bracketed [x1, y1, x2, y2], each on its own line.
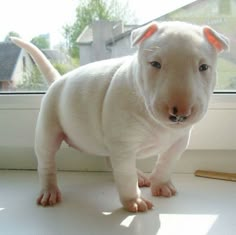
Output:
[17, 62, 78, 91]
[17, 65, 48, 91]
[5, 31, 21, 42]
[63, 0, 136, 58]
[31, 35, 50, 49]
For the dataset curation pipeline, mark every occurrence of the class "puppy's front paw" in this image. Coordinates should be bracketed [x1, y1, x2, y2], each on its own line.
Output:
[137, 170, 151, 187]
[37, 186, 62, 206]
[122, 197, 153, 212]
[151, 180, 176, 197]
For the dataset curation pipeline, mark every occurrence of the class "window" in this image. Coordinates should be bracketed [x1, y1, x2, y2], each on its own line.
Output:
[0, 0, 236, 170]
[22, 56, 26, 72]
[0, 0, 235, 92]
[219, 0, 232, 15]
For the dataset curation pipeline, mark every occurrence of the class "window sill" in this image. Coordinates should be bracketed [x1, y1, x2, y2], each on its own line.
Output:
[1, 170, 235, 235]
[0, 93, 236, 110]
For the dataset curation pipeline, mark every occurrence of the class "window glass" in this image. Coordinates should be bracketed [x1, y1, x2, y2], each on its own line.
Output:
[0, 0, 235, 92]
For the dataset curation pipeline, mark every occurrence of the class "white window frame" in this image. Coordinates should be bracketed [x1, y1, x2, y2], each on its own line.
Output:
[0, 93, 236, 172]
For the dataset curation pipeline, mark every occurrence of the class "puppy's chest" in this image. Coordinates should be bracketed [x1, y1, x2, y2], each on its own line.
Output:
[135, 127, 182, 158]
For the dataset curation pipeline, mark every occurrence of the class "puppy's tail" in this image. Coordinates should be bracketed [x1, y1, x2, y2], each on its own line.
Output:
[11, 37, 61, 85]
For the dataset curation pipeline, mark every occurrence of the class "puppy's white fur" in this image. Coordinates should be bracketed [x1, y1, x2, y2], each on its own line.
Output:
[11, 21, 229, 212]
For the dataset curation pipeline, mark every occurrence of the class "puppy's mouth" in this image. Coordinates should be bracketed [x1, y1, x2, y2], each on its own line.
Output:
[166, 118, 191, 128]
[149, 105, 201, 129]
[164, 117, 192, 129]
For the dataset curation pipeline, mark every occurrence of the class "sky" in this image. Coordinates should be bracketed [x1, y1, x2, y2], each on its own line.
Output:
[0, 0, 195, 47]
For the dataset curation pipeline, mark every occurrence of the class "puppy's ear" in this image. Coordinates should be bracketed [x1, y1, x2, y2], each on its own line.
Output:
[203, 26, 229, 53]
[131, 22, 158, 47]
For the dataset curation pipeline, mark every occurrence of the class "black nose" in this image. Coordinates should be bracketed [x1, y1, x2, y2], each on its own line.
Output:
[169, 114, 188, 123]
[169, 106, 191, 123]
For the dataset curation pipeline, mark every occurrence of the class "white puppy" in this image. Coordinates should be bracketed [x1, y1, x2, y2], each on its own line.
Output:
[11, 21, 229, 212]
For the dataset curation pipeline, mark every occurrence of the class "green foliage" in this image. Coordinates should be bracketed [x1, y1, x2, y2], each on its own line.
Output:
[31, 35, 50, 49]
[52, 61, 79, 75]
[5, 31, 21, 42]
[63, 0, 136, 58]
[17, 60, 79, 91]
[64, 0, 109, 58]
[216, 58, 236, 90]
[53, 63, 70, 75]
[17, 66, 48, 91]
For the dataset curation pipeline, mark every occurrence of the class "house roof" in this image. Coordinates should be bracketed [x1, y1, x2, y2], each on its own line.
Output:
[77, 25, 93, 45]
[0, 42, 21, 81]
[77, 23, 137, 45]
[42, 49, 69, 64]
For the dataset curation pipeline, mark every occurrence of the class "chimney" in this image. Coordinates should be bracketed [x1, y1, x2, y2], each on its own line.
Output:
[92, 20, 123, 61]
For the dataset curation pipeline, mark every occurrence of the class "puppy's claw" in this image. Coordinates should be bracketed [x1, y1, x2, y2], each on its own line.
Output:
[137, 170, 151, 187]
[123, 197, 153, 212]
[37, 188, 62, 207]
[151, 181, 176, 197]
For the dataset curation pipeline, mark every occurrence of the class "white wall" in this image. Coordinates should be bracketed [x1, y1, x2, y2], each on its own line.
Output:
[0, 94, 235, 172]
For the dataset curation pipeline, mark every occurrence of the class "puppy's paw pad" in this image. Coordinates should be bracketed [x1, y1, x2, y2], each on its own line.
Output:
[151, 181, 176, 197]
[37, 187, 62, 206]
[123, 197, 153, 212]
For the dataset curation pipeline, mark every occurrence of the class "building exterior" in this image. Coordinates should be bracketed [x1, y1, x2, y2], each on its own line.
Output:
[0, 38, 73, 91]
[42, 49, 70, 64]
[0, 42, 34, 90]
[77, 20, 137, 65]
[77, 0, 236, 90]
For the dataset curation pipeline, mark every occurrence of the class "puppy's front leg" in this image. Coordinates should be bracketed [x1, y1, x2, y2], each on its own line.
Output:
[150, 132, 190, 197]
[110, 156, 153, 212]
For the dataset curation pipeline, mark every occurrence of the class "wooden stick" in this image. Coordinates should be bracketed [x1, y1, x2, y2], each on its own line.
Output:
[195, 170, 236, 182]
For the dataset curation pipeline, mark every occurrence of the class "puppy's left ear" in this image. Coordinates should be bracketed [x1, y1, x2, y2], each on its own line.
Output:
[203, 26, 230, 53]
[131, 22, 158, 47]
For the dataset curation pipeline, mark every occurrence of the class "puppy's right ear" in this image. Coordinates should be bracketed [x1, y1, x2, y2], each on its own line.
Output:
[203, 26, 230, 53]
[131, 22, 158, 47]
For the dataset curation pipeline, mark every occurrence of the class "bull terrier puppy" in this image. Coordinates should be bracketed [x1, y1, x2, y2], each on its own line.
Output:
[11, 21, 229, 212]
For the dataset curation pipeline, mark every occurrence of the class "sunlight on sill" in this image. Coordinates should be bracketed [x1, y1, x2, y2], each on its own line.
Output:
[102, 211, 218, 233]
[120, 215, 136, 228]
[102, 211, 137, 228]
[102, 211, 113, 215]
[158, 214, 218, 235]
[102, 211, 136, 228]
[0, 208, 5, 211]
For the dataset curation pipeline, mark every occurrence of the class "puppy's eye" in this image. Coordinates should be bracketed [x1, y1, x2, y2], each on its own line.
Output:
[199, 64, 209, 71]
[150, 61, 161, 69]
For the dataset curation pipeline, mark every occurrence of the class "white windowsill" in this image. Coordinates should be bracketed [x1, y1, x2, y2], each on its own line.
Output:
[1, 170, 235, 235]
[0, 93, 236, 110]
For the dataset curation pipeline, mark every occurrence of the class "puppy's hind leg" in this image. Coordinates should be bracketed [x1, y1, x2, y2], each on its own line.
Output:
[35, 116, 64, 207]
